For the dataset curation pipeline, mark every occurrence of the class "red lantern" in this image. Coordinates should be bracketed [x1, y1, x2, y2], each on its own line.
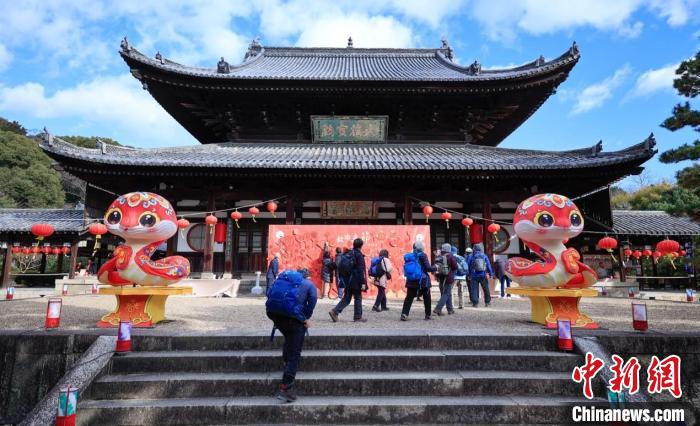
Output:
[31, 246, 40, 254]
[461, 217, 473, 227]
[632, 250, 642, 260]
[679, 249, 687, 257]
[230, 211, 243, 229]
[441, 212, 452, 228]
[41, 246, 51, 255]
[487, 223, 501, 243]
[21, 247, 30, 255]
[177, 218, 190, 229]
[656, 239, 680, 255]
[61, 246, 70, 255]
[598, 236, 618, 262]
[31, 223, 54, 240]
[88, 223, 108, 236]
[642, 249, 652, 258]
[249, 206, 260, 223]
[623, 248, 632, 258]
[205, 214, 217, 235]
[214, 223, 227, 243]
[267, 201, 278, 218]
[652, 250, 662, 263]
[51, 247, 61, 255]
[11, 246, 20, 254]
[422, 205, 433, 223]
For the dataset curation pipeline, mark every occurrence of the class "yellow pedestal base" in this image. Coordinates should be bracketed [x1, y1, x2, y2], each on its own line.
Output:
[507, 287, 599, 329]
[97, 286, 192, 328]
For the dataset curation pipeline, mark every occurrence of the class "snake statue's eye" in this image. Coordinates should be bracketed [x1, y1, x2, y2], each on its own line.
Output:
[535, 211, 554, 227]
[106, 209, 122, 225]
[139, 212, 159, 228]
[570, 211, 583, 227]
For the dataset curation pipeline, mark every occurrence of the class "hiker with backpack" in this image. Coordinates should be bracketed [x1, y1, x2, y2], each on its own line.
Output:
[493, 256, 512, 298]
[265, 268, 318, 403]
[329, 238, 368, 322]
[320, 243, 334, 299]
[265, 252, 281, 296]
[401, 240, 437, 321]
[466, 243, 493, 307]
[433, 243, 459, 316]
[369, 249, 393, 312]
[334, 247, 345, 300]
[451, 246, 468, 309]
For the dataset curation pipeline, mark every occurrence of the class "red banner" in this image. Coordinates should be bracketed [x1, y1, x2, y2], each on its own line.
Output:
[267, 225, 431, 297]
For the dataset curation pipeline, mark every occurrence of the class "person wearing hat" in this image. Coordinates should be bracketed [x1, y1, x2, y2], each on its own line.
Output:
[451, 246, 468, 309]
[433, 243, 459, 315]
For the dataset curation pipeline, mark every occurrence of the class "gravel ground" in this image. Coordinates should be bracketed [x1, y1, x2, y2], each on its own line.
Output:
[1, 289, 699, 334]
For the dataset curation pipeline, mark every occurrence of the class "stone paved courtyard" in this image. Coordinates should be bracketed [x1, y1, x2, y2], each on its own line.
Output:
[1, 290, 699, 334]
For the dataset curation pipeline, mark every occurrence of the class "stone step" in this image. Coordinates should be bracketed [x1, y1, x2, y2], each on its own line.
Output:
[132, 334, 561, 352]
[87, 370, 581, 400]
[77, 395, 603, 425]
[109, 349, 581, 374]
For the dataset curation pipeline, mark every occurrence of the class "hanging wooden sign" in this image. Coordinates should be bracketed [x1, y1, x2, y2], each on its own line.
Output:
[321, 201, 377, 219]
[311, 115, 388, 143]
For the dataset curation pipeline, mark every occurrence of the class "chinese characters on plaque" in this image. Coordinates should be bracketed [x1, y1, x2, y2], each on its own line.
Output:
[321, 201, 378, 219]
[311, 116, 388, 143]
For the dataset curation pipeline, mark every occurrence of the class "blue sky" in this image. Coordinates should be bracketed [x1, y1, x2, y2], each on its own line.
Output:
[0, 0, 698, 188]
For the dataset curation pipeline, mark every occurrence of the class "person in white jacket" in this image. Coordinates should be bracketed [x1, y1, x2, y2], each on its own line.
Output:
[371, 249, 393, 312]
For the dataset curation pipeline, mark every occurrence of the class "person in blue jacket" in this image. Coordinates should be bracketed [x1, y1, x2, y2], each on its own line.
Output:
[265, 252, 280, 294]
[266, 268, 317, 402]
[401, 241, 437, 321]
[466, 243, 493, 307]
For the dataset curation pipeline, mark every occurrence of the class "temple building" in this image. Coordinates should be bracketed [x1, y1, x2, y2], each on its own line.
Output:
[27, 37, 683, 283]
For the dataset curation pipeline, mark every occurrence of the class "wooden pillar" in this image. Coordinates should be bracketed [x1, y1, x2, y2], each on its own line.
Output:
[482, 193, 494, 262]
[68, 242, 78, 279]
[224, 217, 234, 274]
[618, 246, 626, 283]
[203, 193, 215, 274]
[1, 246, 12, 289]
[285, 197, 295, 225]
[39, 253, 47, 274]
[166, 234, 175, 256]
[403, 197, 413, 224]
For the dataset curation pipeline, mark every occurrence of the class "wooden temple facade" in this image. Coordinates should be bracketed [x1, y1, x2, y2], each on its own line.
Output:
[35, 38, 661, 277]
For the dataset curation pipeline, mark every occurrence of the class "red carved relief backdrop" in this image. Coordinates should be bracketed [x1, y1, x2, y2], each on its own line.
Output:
[267, 225, 431, 297]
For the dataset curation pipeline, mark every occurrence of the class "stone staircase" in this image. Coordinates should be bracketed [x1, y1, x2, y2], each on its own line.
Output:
[77, 333, 601, 425]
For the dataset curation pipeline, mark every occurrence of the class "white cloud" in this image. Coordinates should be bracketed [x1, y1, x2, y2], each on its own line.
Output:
[648, 0, 694, 26]
[571, 65, 632, 115]
[626, 63, 679, 98]
[0, 75, 196, 147]
[296, 13, 414, 48]
[0, 43, 12, 71]
[468, 0, 697, 42]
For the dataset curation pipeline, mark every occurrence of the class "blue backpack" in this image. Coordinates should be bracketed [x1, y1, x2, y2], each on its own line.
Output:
[368, 256, 384, 278]
[403, 252, 424, 281]
[454, 254, 468, 276]
[266, 270, 305, 321]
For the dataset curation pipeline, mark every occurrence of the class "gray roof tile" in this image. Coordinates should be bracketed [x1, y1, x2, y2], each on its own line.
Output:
[121, 42, 580, 82]
[612, 210, 700, 236]
[40, 135, 655, 172]
[0, 209, 84, 233]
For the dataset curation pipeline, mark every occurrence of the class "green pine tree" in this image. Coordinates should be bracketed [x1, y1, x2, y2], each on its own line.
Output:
[660, 51, 700, 220]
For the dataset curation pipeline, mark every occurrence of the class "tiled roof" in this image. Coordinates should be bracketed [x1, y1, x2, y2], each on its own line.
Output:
[120, 39, 580, 82]
[612, 210, 700, 236]
[40, 134, 656, 172]
[0, 209, 85, 233]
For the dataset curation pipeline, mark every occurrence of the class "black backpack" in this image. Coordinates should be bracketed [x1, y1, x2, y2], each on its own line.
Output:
[337, 251, 356, 278]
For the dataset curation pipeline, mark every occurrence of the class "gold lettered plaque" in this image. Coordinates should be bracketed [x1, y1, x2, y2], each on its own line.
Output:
[311, 116, 388, 143]
[321, 201, 378, 219]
